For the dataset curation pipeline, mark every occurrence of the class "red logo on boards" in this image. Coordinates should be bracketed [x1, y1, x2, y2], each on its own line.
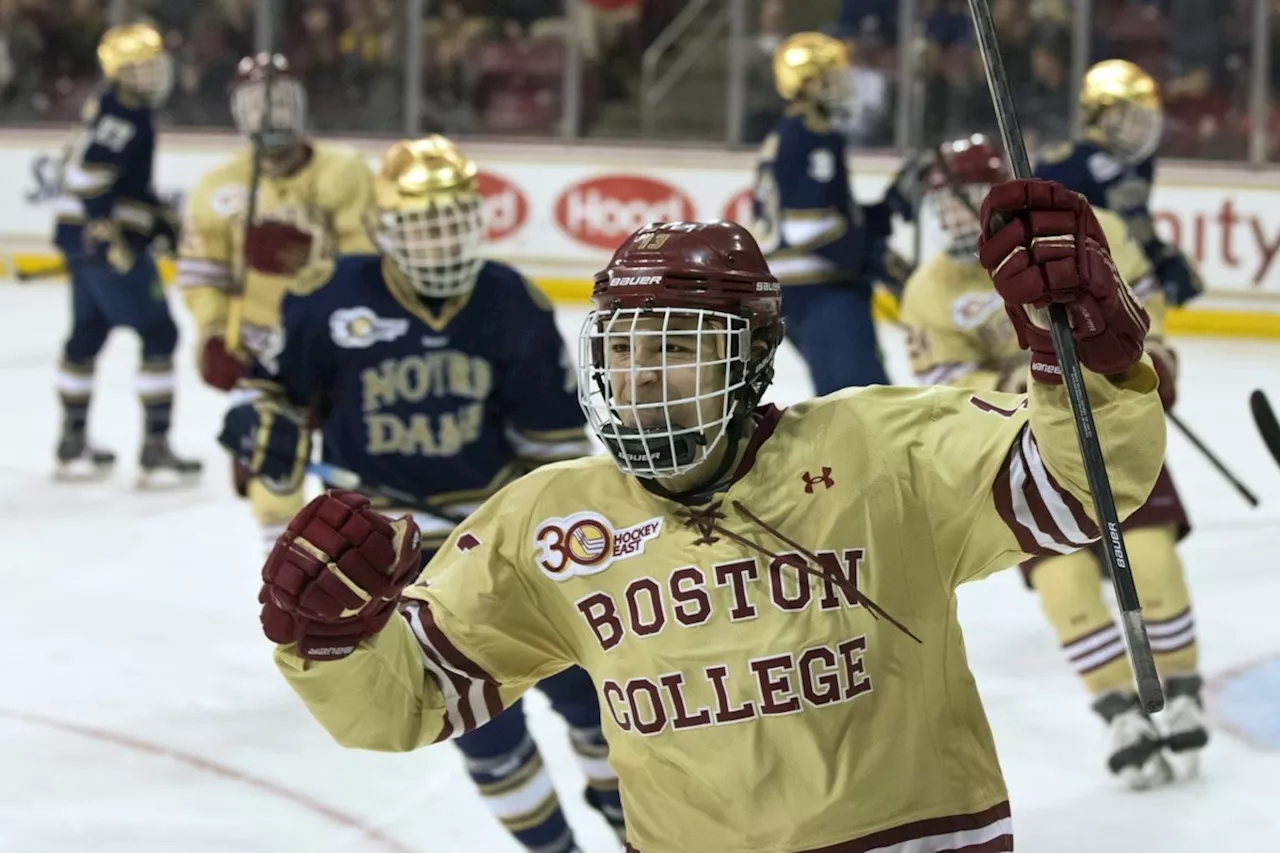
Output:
[476, 171, 529, 242]
[720, 187, 755, 226]
[554, 175, 697, 251]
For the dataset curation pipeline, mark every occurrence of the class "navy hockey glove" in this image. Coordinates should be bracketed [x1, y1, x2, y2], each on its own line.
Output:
[879, 150, 933, 225]
[218, 389, 311, 495]
[1145, 240, 1204, 307]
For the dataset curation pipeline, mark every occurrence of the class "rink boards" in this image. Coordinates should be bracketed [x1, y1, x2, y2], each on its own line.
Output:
[5, 130, 1280, 337]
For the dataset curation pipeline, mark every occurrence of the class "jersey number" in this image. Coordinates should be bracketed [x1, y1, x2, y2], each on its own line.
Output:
[534, 525, 572, 574]
[92, 116, 136, 153]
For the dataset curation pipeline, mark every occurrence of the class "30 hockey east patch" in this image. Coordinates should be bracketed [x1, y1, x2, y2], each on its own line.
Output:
[533, 511, 663, 581]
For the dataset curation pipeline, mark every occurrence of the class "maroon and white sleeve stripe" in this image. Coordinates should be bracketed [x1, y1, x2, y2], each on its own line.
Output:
[399, 600, 504, 743]
[994, 425, 1100, 556]
[915, 361, 978, 386]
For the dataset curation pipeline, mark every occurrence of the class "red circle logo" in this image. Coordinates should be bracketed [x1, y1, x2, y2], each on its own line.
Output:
[554, 175, 697, 251]
[476, 170, 529, 242]
[720, 187, 755, 226]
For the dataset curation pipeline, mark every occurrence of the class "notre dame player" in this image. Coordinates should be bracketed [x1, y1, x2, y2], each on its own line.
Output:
[1035, 59, 1204, 307]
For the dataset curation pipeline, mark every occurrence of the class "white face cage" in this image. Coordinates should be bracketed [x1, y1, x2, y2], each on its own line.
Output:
[1100, 101, 1164, 163]
[932, 183, 989, 259]
[372, 193, 486, 299]
[118, 55, 173, 106]
[577, 307, 752, 479]
[818, 66, 856, 132]
[232, 76, 308, 149]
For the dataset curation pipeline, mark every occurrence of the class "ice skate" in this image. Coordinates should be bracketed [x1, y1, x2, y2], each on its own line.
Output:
[137, 436, 203, 489]
[1093, 690, 1173, 790]
[54, 432, 116, 482]
[1159, 674, 1209, 780]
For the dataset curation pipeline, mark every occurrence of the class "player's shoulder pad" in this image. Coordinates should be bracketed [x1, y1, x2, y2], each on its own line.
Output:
[1033, 140, 1094, 181]
[288, 253, 380, 304]
[773, 109, 822, 149]
[188, 151, 255, 218]
[476, 260, 554, 312]
[464, 453, 621, 534]
[314, 142, 373, 174]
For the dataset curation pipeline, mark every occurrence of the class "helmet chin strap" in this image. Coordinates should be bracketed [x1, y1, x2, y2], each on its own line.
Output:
[631, 406, 754, 506]
[630, 347, 776, 506]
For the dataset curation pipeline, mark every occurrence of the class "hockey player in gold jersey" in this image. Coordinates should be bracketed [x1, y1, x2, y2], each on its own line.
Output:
[900, 135, 1207, 791]
[252, 178, 1166, 852]
[176, 52, 374, 550]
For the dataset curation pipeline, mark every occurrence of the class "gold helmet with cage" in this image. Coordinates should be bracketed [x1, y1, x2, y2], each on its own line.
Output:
[368, 136, 486, 299]
[1080, 59, 1163, 164]
[772, 32, 853, 118]
[97, 23, 173, 106]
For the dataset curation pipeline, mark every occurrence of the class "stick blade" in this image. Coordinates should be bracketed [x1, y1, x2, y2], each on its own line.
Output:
[1250, 390, 1280, 468]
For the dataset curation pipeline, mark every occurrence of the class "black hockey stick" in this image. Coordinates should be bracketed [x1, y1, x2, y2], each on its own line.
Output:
[1249, 390, 1280, 469]
[966, 0, 1164, 712]
[306, 462, 468, 527]
[1168, 412, 1259, 507]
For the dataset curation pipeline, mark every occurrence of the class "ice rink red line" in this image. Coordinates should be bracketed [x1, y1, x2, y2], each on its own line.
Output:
[0, 707, 418, 853]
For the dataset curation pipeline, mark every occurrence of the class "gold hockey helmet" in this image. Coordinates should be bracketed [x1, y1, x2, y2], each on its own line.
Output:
[772, 32, 851, 110]
[97, 23, 172, 105]
[1080, 59, 1163, 163]
[369, 136, 486, 299]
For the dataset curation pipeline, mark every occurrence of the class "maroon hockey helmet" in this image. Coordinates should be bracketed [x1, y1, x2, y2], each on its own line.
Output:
[928, 135, 1009, 258]
[578, 221, 784, 482]
[928, 134, 1009, 190]
[231, 53, 307, 149]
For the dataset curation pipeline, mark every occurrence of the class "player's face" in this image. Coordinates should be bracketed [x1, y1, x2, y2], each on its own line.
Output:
[605, 313, 729, 433]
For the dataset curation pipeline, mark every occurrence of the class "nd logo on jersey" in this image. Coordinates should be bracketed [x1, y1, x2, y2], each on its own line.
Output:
[534, 511, 663, 581]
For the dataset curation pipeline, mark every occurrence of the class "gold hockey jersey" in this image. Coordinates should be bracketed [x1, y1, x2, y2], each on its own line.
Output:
[901, 208, 1163, 390]
[176, 143, 374, 354]
[273, 365, 1166, 853]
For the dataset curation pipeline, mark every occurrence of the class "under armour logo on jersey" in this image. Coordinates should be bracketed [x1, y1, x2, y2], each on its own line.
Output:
[802, 467, 834, 493]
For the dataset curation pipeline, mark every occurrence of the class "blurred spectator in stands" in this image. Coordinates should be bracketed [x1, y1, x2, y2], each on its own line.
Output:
[839, 0, 897, 47]
[0, 0, 45, 111]
[921, 0, 976, 145]
[834, 23, 894, 147]
[578, 0, 642, 100]
[1022, 23, 1072, 151]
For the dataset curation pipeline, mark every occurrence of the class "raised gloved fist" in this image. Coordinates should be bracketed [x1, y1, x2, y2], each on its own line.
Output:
[199, 335, 244, 390]
[977, 179, 1149, 384]
[245, 221, 315, 276]
[260, 490, 422, 659]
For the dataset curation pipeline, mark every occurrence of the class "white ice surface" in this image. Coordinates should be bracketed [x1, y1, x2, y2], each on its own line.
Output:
[2, 281, 1279, 853]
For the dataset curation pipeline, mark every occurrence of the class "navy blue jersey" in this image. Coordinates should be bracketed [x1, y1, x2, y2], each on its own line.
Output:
[249, 255, 591, 542]
[53, 85, 163, 257]
[1034, 140, 1158, 247]
[752, 106, 882, 287]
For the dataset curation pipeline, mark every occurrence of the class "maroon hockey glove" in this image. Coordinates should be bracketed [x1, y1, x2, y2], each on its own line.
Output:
[244, 221, 315, 276]
[200, 336, 244, 391]
[260, 490, 422, 660]
[977, 179, 1149, 384]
